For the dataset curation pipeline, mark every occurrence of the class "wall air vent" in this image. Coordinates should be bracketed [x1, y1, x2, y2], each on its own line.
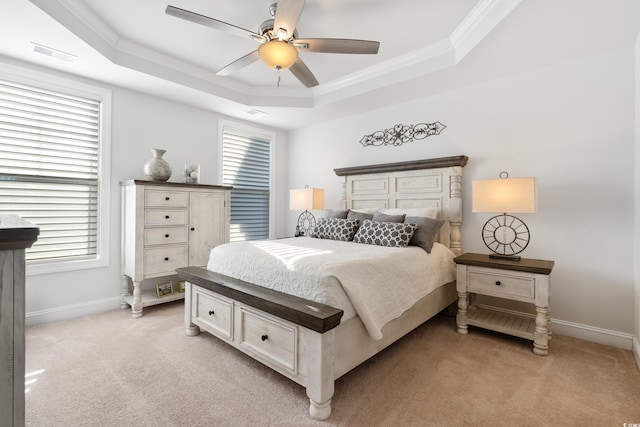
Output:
[31, 43, 77, 62]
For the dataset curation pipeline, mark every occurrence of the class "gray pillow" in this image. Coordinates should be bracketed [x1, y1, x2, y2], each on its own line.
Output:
[312, 218, 360, 241]
[324, 209, 349, 219]
[372, 212, 406, 223]
[353, 219, 417, 248]
[405, 216, 445, 253]
[347, 210, 374, 221]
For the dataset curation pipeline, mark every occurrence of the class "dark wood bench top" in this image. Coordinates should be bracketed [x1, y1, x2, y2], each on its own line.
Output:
[176, 266, 344, 333]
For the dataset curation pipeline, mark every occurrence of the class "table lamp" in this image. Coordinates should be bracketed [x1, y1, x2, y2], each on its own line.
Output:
[289, 186, 324, 236]
[472, 172, 535, 261]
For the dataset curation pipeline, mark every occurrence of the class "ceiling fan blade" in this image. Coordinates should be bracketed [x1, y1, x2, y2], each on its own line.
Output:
[166, 5, 266, 42]
[294, 38, 380, 54]
[289, 58, 319, 88]
[273, 0, 305, 39]
[216, 51, 261, 76]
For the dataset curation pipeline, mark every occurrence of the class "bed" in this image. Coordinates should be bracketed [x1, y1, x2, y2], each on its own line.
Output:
[176, 155, 468, 420]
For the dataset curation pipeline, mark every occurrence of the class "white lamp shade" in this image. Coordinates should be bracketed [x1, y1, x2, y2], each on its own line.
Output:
[472, 177, 535, 213]
[289, 188, 324, 211]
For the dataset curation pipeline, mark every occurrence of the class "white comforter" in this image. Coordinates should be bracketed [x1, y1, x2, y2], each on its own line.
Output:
[206, 237, 456, 340]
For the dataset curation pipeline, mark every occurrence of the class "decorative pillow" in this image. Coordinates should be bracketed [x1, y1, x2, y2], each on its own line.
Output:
[312, 218, 360, 241]
[347, 210, 374, 221]
[324, 209, 349, 219]
[405, 216, 445, 253]
[380, 207, 438, 219]
[353, 219, 418, 248]
[372, 212, 406, 223]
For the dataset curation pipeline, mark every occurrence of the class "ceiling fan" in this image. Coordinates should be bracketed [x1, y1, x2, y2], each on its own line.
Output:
[165, 0, 380, 88]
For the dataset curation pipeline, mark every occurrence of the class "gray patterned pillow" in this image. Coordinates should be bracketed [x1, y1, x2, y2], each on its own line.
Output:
[313, 218, 361, 241]
[353, 220, 418, 247]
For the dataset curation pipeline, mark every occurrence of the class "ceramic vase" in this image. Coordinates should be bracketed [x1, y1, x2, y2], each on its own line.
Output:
[143, 148, 172, 181]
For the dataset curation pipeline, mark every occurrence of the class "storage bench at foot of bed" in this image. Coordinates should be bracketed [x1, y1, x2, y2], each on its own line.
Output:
[177, 266, 343, 420]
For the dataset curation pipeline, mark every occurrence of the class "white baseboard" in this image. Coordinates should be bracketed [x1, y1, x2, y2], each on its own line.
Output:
[550, 318, 634, 350]
[633, 336, 640, 371]
[26, 297, 122, 326]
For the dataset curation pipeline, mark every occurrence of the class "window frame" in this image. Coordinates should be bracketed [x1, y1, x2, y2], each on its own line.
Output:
[218, 118, 276, 241]
[0, 62, 112, 275]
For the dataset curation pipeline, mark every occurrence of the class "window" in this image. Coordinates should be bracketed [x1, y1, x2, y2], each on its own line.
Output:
[0, 65, 111, 274]
[220, 120, 274, 242]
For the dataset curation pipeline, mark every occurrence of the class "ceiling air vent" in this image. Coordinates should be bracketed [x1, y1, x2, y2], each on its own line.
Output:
[31, 43, 76, 62]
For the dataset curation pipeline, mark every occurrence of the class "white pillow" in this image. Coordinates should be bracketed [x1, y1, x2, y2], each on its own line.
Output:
[380, 207, 438, 219]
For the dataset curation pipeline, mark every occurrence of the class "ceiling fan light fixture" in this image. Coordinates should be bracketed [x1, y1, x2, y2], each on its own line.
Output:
[258, 40, 298, 70]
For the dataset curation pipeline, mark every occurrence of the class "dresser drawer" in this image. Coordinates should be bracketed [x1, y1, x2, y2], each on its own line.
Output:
[144, 209, 188, 226]
[239, 307, 297, 374]
[143, 245, 188, 276]
[193, 287, 233, 341]
[145, 190, 188, 207]
[467, 268, 535, 300]
[144, 227, 188, 246]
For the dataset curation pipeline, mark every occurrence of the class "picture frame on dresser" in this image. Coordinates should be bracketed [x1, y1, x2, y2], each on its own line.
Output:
[156, 281, 174, 298]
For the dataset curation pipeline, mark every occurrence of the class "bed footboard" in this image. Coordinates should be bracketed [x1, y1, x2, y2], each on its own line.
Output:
[176, 267, 343, 420]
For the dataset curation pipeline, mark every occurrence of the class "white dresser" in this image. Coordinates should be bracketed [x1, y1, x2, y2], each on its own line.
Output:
[0, 215, 39, 427]
[120, 180, 231, 317]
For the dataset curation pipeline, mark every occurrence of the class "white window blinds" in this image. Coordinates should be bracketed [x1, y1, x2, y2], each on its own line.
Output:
[222, 130, 270, 242]
[0, 79, 101, 262]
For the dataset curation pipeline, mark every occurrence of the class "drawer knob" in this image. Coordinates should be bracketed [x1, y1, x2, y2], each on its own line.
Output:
[208, 310, 215, 316]
[165, 234, 170, 238]
[164, 257, 169, 261]
[261, 334, 268, 342]
[165, 197, 170, 201]
[165, 215, 170, 219]
[495, 281, 501, 286]
[190, 227, 195, 231]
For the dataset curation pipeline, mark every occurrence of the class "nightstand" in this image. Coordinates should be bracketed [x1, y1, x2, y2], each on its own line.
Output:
[454, 253, 555, 355]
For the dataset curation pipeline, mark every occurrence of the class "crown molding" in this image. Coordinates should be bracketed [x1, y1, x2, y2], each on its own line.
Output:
[28, 0, 521, 109]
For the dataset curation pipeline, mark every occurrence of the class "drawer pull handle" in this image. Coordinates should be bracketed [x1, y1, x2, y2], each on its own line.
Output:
[165, 234, 170, 238]
[208, 310, 215, 316]
[495, 281, 501, 286]
[164, 257, 169, 261]
[165, 215, 170, 219]
[165, 197, 170, 201]
[261, 334, 268, 342]
[191, 227, 195, 231]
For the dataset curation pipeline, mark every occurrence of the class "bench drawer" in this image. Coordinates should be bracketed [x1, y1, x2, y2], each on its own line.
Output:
[193, 287, 233, 341]
[239, 307, 297, 374]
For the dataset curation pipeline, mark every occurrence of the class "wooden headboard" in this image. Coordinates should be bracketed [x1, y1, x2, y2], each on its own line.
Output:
[334, 156, 468, 255]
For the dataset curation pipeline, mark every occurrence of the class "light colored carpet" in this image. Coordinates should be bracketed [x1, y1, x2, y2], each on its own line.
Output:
[25, 301, 640, 426]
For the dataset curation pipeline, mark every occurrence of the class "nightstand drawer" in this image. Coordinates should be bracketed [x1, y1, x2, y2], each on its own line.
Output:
[467, 268, 535, 300]
[239, 307, 297, 374]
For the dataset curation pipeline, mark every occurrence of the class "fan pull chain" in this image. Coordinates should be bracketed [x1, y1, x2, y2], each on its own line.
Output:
[276, 65, 282, 87]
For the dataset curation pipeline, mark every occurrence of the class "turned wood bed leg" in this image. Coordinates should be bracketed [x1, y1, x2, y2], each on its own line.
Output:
[184, 281, 201, 336]
[305, 329, 335, 420]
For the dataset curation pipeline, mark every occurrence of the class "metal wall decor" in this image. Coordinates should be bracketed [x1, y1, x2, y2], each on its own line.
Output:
[359, 121, 446, 147]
